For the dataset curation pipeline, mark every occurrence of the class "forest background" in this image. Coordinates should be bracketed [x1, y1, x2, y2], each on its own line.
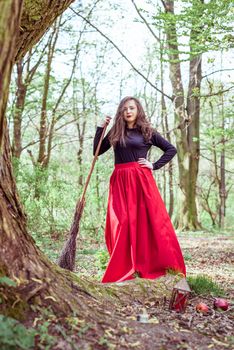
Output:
[7, 0, 233, 267]
[0, 0, 234, 348]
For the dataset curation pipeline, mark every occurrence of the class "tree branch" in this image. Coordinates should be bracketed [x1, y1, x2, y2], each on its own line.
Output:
[131, 0, 160, 43]
[202, 68, 234, 80]
[69, 7, 172, 101]
[160, 0, 167, 11]
[200, 153, 234, 174]
[200, 85, 234, 98]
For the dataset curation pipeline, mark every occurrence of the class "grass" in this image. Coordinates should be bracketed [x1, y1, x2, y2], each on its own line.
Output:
[183, 251, 192, 261]
[187, 274, 225, 296]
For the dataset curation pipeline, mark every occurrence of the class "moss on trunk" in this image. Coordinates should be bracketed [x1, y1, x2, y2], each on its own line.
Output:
[15, 0, 74, 61]
[1, 271, 180, 323]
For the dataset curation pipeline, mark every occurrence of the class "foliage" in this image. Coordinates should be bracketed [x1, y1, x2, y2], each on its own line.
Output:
[95, 250, 109, 271]
[153, 0, 234, 60]
[197, 83, 234, 229]
[15, 153, 112, 262]
[0, 308, 59, 350]
[35, 321, 56, 350]
[30, 306, 58, 350]
[6, 0, 233, 232]
[0, 315, 35, 350]
[187, 275, 225, 296]
[15, 160, 77, 259]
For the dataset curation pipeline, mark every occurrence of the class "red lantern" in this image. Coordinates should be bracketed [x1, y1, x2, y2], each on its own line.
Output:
[169, 278, 191, 312]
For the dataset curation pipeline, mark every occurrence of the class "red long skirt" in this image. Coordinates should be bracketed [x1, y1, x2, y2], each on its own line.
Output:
[101, 162, 186, 283]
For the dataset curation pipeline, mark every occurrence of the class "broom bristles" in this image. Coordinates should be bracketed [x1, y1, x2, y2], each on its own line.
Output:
[57, 235, 77, 271]
[58, 199, 85, 271]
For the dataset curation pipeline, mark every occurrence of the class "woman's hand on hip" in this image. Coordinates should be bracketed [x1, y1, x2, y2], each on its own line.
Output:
[138, 158, 153, 170]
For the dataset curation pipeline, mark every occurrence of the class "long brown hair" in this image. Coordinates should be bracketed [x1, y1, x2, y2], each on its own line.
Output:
[109, 96, 154, 147]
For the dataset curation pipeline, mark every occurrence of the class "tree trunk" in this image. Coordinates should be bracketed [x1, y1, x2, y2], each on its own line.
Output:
[0, 17, 22, 256]
[208, 91, 220, 227]
[0, 1, 24, 151]
[219, 146, 226, 229]
[12, 60, 26, 161]
[164, 0, 201, 230]
[161, 83, 174, 218]
[0, 0, 28, 276]
[219, 92, 226, 229]
[161, 102, 168, 206]
[186, 42, 202, 229]
[33, 19, 61, 198]
[76, 78, 87, 187]
[38, 19, 61, 167]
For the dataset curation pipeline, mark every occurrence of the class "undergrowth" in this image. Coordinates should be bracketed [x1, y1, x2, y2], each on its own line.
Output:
[187, 275, 225, 296]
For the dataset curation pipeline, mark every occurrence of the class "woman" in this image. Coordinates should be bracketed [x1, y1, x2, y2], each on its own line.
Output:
[93, 96, 186, 283]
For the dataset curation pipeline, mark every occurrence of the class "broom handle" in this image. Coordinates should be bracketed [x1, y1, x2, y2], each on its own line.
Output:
[79, 122, 109, 204]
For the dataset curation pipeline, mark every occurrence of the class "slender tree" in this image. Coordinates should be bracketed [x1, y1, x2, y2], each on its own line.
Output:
[219, 89, 226, 229]
[197, 74, 233, 228]
[11, 45, 47, 171]
[160, 0, 202, 229]
[37, 17, 62, 169]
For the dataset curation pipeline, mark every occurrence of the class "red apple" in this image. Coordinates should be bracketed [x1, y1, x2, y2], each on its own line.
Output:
[196, 302, 209, 314]
[214, 298, 229, 311]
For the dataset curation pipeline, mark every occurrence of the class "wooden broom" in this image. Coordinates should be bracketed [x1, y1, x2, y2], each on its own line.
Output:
[58, 122, 109, 271]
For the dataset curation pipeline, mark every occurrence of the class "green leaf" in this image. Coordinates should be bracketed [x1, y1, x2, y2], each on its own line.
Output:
[0, 276, 17, 287]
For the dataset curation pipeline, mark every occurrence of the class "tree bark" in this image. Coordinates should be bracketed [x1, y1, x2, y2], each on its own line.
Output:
[0, 1, 24, 151]
[15, 0, 74, 62]
[186, 23, 202, 229]
[12, 60, 26, 160]
[0, 0, 27, 276]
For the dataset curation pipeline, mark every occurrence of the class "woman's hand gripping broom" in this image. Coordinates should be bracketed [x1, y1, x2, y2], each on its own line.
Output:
[58, 121, 109, 271]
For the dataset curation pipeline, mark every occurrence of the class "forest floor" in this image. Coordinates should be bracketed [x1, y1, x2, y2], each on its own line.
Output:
[68, 231, 233, 350]
[76, 231, 234, 295]
[4, 232, 233, 350]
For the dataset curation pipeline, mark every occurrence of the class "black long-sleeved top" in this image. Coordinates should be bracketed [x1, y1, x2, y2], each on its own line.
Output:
[93, 126, 177, 170]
